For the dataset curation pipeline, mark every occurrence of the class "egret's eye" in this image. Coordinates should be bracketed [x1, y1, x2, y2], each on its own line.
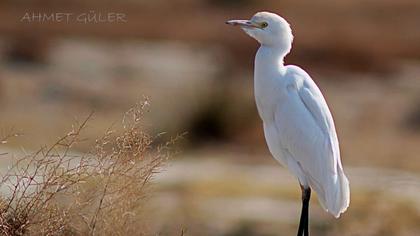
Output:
[261, 22, 268, 28]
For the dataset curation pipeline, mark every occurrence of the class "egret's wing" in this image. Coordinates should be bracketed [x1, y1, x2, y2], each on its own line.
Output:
[275, 65, 349, 217]
[299, 83, 339, 170]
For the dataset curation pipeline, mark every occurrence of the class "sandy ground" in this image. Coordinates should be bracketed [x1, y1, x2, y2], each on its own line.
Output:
[148, 150, 420, 235]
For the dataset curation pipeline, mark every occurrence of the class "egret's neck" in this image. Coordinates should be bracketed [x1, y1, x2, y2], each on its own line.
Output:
[253, 45, 288, 122]
[255, 45, 287, 79]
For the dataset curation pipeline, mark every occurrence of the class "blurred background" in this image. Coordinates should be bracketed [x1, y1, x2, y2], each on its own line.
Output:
[1, 0, 420, 235]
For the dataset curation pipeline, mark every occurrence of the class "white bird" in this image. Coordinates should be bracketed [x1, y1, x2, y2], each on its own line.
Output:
[226, 12, 350, 236]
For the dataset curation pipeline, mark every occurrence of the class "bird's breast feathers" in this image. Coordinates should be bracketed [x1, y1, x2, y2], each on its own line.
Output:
[255, 65, 305, 123]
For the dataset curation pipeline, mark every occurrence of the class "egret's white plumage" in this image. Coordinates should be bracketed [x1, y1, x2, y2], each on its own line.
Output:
[227, 12, 350, 218]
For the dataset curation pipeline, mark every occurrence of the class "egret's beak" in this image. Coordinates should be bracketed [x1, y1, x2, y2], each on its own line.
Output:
[225, 20, 261, 29]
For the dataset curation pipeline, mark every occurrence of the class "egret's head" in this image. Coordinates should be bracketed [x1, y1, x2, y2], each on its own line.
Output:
[226, 12, 293, 53]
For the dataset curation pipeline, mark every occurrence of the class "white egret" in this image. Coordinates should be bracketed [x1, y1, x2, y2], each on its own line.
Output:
[226, 12, 350, 236]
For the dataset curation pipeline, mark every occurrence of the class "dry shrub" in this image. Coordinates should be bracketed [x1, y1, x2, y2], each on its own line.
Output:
[0, 101, 171, 235]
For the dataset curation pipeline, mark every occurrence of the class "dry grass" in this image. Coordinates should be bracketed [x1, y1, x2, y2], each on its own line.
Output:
[0, 101, 171, 236]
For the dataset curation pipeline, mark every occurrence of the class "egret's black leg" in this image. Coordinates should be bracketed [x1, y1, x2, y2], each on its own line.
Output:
[303, 187, 311, 236]
[297, 186, 311, 236]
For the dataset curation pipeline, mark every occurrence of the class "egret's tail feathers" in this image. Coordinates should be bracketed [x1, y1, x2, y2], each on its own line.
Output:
[325, 169, 350, 218]
[310, 167, 350, 218]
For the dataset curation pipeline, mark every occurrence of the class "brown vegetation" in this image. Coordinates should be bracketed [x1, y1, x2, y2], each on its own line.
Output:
[0, 101, 170, 235]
